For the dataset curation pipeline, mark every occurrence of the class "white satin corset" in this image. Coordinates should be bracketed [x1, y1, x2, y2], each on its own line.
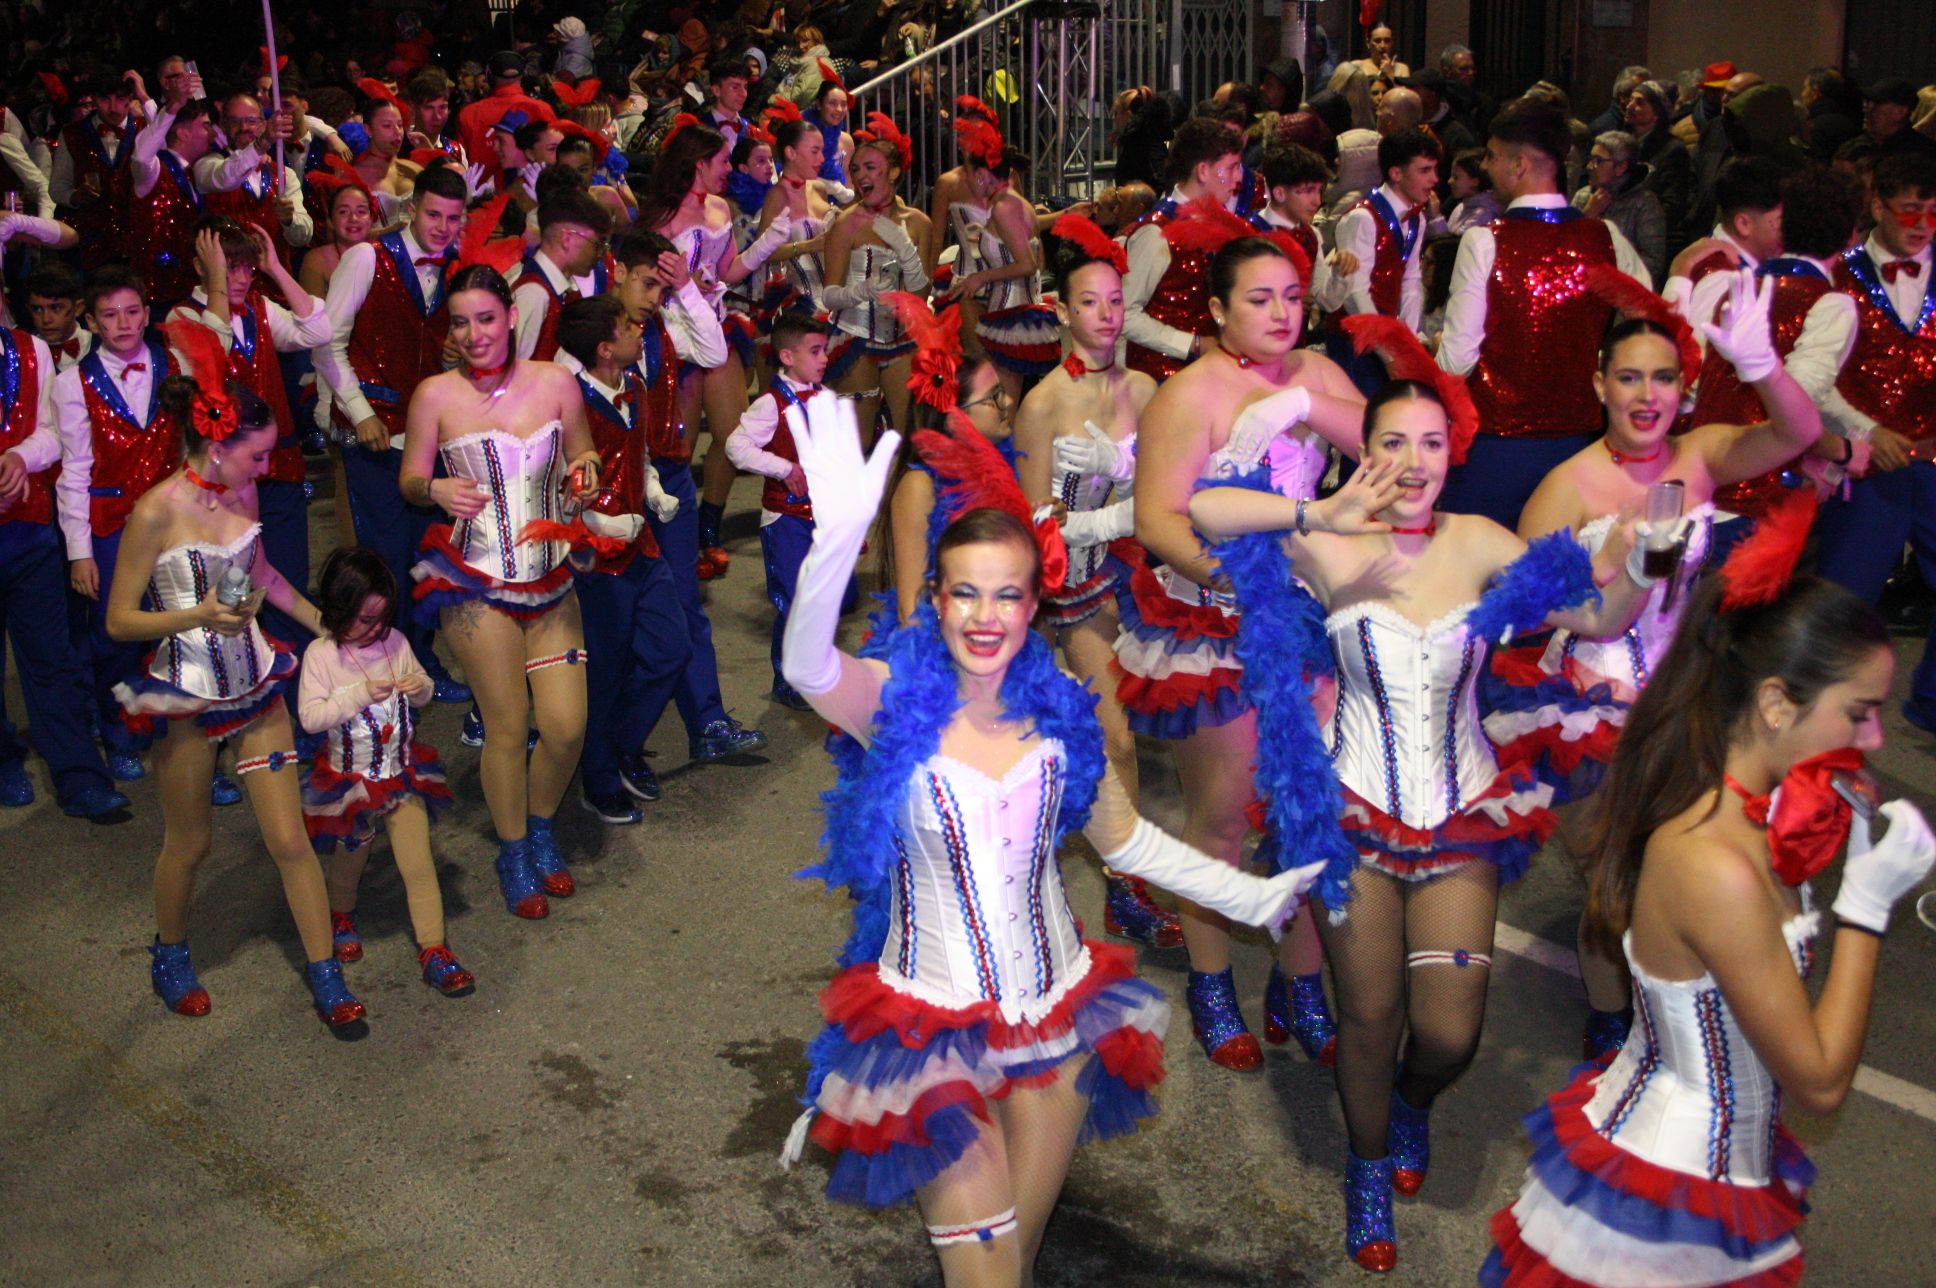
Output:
[1586, 892, 1819, 1185]
[974, 223, 1038, 312]
[1327, 600, 1500, 830]
[879, 740, 1090, 1024]
[323, 686, 416, 781]
[780, 212, 829, 301]
[948, 200, 990, 277]
[830, 246, 912, 344]
[146, 524, 278, 700]
[1541, 505, 1715, 697]
[670, 222, 735, 316]
[439, 424, 567, 584]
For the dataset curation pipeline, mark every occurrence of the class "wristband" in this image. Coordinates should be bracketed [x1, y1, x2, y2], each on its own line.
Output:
[1835, 915, 1886, 939]
[1295, 497, 1310, 537]
[1836, 436, 1854, 465]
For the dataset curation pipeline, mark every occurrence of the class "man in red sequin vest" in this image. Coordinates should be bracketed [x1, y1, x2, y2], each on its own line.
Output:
[1816, 154, 1936, 729]
[51, 268, 182, 772]
[314, 165, 467, 689]
[1436, 99, 1651, 527]
[1334, 127, 1440, 334]
[52, 74, 145, 271]
[0, 323, 128, 817]
[1122, 118, 1249, 382]
[1661, 157, 1786, 340]
[512, 188, 614, 361]
[196, 93, 313, 271]
[128, 72, 216, 310]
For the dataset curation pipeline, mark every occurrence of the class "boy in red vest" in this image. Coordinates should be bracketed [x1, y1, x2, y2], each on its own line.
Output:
[128, 68, 214, 309]
[1436, 98, 1651, 527]
[1334, 127, 1440, 334]
[512, 188, 615, 361]
[724, 313, 852, 710]
[1121, 117, 1250, 381]
[52, 71, 145, 271]
[195, 92, 311, 269]
[0, 319, 129, 817]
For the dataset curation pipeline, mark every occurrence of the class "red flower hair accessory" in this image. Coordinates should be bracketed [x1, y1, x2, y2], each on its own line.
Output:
[162, 320, 242, 443]
[356, 77, 413, 129]
[884, 291, 964, 413]
[1048, 212, 1127, 275]
[1583, 264, 1703, 390]
[856, 111, 912, 171]
[1718, 488, 1818, 611]
[1340, 315, 1480, 464]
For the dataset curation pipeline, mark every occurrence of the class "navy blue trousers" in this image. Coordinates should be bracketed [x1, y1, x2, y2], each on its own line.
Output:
[0, 521, 115, 802]
[1816, 461, 1936, 706]
[70, 526, 149, 753]
[574, 554, 693, 797]
[759, 513, 855, 689]
[1438, 432, 1598, 532]
[341, 442, 439, 662]
[648, 460, 729, 736]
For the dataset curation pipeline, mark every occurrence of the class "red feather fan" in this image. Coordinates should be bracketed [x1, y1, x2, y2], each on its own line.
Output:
[1340, 314, 1481, 464]
[160, 320, 242, 443]
[1718, 489, 1818, 610]
[912, 411, 1069, 593]
[884, 290, 965, 413]
[857, 111, 912, 171]
[1049, 212, 1127, 275]
[451, 193, 523, 276]
[551, 77, 603, 107]
[356, 77, 413, 129]
[953, 95, 999, 127]
[817, 60, 845, 91]
[1583, 264, 1703, 391]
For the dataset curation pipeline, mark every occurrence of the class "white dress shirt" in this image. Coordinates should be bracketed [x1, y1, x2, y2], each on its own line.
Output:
[512, 249, 601, 359]
[53, 343, 159, 559]
[1437, 192, 1652, 376]
[1333, 183, 1425, 330]
[1665, 227, 1761, 345]
[130, 109, 179, 200]
[1, 334, 61, 496]
[1257, 207, 1351, 315]
[192, 145, 314, 246]
[313, 229, 448, 443]
[1122, 188, 1200, 361]
[168, 288, 332, 352]
[726, 375, 821, 524]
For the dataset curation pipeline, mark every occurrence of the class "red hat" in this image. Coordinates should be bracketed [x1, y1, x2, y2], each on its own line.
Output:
[1702, 60, 1737, 89]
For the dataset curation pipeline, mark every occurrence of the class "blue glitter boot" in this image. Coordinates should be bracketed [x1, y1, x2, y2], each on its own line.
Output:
[304, 958, 367, 1028]
[495, 836, 550, 919]
[1186, 967, 1262, 1070]
[526, 814, 574, 897]
[1103, 873, 1184, 948]
[149, 938, 210, 1016]
[1388, 1088, 1431, 1196]
[1263, 964, 1338, 1064]
[1344, 1150, 1397, 1273]
[1582, 1007, 1632, 1061]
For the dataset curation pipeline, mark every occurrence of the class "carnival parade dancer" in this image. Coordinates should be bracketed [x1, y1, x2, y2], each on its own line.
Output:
[774, 391, 1327, 1286]
[1123, 226, 1364, 1070]
[1480, 501, 1936, 1288]
[1485, 270, 1830, 1059]
[755, 102, 836, 338]
[105, 325, 359, 1029]
[403, 261, 602, 922]
[943, 120, 1059, 404]
[1191, 374, 1659, 1273]
[298, 546, 470, 997]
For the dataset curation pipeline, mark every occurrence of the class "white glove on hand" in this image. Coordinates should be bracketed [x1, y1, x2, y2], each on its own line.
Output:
[581, 510, 644, 544]
[1053, 422, 1136, 482]
[1223, 386, 1314, 470]
[643, 467, 680, 523]
[519, 162, 543, 202]
[741, 208, 793, 271]
[1100, 819, 1326, 930]
[463, 163, 494, 201]
[873, 212, 916, 254]
[1833, 800, 1936, 933]
[1701, 270, 1780, 384]
[0, 214, 63, 247]
[1060, 496, 1136, 548]
[1624, 516, 1696, 587]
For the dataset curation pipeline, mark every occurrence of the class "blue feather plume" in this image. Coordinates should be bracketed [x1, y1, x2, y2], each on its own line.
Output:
[1467, 529, 1600, 646]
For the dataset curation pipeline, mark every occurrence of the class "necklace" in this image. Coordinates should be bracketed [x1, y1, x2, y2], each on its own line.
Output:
[1603, 437, 1665, 466]
[466, 361, 508, 379]
[1390, 521, 1436, 537]
[1061, 352, 1111, 380]
[1227, 348, 1264, 369]
[184, 466, 227, 494]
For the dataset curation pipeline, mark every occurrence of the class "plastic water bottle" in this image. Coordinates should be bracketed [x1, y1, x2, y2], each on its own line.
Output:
[216, 564, 252, 608]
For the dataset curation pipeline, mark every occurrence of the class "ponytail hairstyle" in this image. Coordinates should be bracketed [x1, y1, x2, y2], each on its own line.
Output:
[638, 120, 728, 231]
[1581, 572, 1889, 951]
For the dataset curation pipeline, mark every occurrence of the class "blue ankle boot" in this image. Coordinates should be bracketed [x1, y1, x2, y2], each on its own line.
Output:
[527, 814, 574, 897]
[304, 957, 367, 1028]
[1103, 873, 1183, 948]
[1388, 1089, 1431, 1196]
[1185, 967, 1262, 1070]
[149, 938, 210, 1016]
[495, 836, 549, 919]
[1263, 964, 1338, 1064]
[1344, 1150, 1396, 1272]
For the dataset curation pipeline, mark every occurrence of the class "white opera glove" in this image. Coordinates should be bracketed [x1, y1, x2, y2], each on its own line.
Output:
[1832, 800, 1936, 934]
[581, 509, 644, 545]
[643, 465, 680, 523]
[1100, 819, 1323, 932]
[1623, 516, 1697, 587]
[519, 161, 543, 202]
[1059, 496, 1136, 548]
[779, 397, 901, 695]
[0, 214, 65, 247]
[1223, 385, 1313, 471]
[820, 268, 890, 311]
[872, 213, 930, 290]
[740, 207, 793, 272]
[1701, 270, 1780, 384]
[824, 181, 856, 205]
[463, 163, 494, 201]
[1053, 422, 1136, 482]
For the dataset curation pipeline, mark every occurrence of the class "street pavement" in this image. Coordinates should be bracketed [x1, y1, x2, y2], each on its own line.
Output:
[4, 473, 1935, 1287]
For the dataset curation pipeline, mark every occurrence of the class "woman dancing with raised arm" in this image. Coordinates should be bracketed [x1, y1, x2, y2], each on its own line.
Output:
[777, 395, 1326, 1287]
[1191, 377, 1659, 1272]
[1481, 504, 1935, 1287]
[402, 264, 601, 923]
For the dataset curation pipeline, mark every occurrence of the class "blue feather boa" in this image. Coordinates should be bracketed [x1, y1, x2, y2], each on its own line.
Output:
[1468, 529, 1601, 646]
[725, 169, 772, 218]
[1211, 471, 1362, 911]
[800, 600, 1105, 1107]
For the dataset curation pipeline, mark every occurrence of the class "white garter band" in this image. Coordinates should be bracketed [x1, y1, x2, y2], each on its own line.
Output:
[927, 1207, 1018, 1247]
[1407, 949, 1491, 969]
[525, 648, 589, 674]
[235, 751, 299, 776]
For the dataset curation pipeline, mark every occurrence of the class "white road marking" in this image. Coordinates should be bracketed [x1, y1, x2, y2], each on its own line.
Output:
[1494, 920, 1936, 1127]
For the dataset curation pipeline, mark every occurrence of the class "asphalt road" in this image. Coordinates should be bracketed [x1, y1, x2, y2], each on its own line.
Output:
[4, 471, 1934, 1287]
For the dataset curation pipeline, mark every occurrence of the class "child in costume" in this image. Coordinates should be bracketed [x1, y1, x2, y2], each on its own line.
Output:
[299, 546, 470, 997]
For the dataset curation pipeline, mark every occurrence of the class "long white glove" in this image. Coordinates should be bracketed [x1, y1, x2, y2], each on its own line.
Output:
[779, 395, 900, 695]
[1832, 800, 1936, 933]
[1623, 516, 1698, 587]
[739, 207, 793, 272]
[581, 509, 644, 545]
[819, 258, 892, 310]
[1222, 385, 1313, 471]
[0, 214, 66, 247]
[1053, 422, 1136, 483]
[1701, 270, 1780, 384]
[463, 163, 494, 201]
[643, 463, 679, 523]
[1102, 820, 1322, 932]
[872, 213, 931, 292]
[1060, 496, 1136, 548]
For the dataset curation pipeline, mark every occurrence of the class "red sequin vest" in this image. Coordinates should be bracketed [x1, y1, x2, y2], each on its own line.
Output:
[515, 256, 573, 362]
[1688, 271, 1834, 517]
[204, 156, 293, 271]
[578, 370, 662, 573]
[1357, 193, 1414, 318]
[336, 235, 451, 437]
[1469, 215, 1617, 439]
[127, 153, 202, 308]
[224, 297, 305, 484]
[758, 383, 817, 521]
[60, 115, 138, 270]
[0, 329, 53, 526]
[1123, 204, 1215, 382]
[79, 343, 181, 535]
[1835, 248, 1936, 443]
[641, 317, 689, 464]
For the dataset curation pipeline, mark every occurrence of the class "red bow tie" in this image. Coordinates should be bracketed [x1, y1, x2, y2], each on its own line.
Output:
[59, 338, 82, 358]
[1882, 258, 1924, 283]
[414, 255, 446, 268]
[612, 389, 635, 407]
[120, 362, 147, 374]
[1725, 746, 1866, 886]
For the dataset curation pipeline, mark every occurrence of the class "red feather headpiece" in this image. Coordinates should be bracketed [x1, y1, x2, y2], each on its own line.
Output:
[956, 117, 1005, 168]
[762, 97, 803, 127]
[816, 60, 845, 91]
[1583, 264, 1703, 391]
[912, 411, 1069, 594]
[953, 95, 999, 127]
[1359, 0, 1385, 30]
[1718, 489, 1818, 611]
[745, 122, 776, 149]
[162, 320, 242, 444]
[856, 111, 912, 172]
[1049, 212, 1127, 276]
[554, 118, 612, 166]
[551, 77, 603, 107]
[356, 77, 412, 129]
[1340, 315, 1480, 464]
[258, 47, 289, 77]
[661, 111, 702, 153]
[37, 72, 68, 106]
[451, 193, 523, 276]
[884, 291, 965, 413]
[306, 154, 375, 208]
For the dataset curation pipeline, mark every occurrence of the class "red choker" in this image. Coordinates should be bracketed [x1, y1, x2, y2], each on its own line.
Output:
[1724, 747, 1866, 886]
[184, 467, 227, 495]
[1390, 521, 1436, 537]
[784, 176, 809, 190]
[466, 361, 508, 380]
[1061, 353, 1110, 380]
[1604, 438, 1665, 466]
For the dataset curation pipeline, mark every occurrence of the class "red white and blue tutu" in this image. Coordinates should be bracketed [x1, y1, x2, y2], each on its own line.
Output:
[1041, 549, 1128, 631]
[721, 308, 758, 371]
[411, 526, 575, 627]
[301, 742, 453, 853]
[1481, 1056, 1812, 1288]
[1339, 759, 1556, 886]
[808, 941, 1167, 1208]
[1111, 541, 1249, 739]
[115, 642, 297, 741]
[1482, 638, 1630, 806]
[825, 333, 916, 383]
[975, 303, 1062, 380]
